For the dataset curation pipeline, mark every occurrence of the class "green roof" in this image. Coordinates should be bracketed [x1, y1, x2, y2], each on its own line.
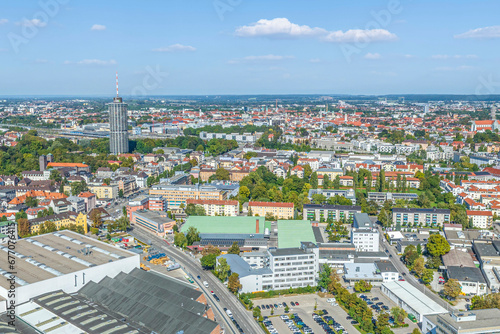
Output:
[277, 220, 316, 249]
[181, 216, 265, 234]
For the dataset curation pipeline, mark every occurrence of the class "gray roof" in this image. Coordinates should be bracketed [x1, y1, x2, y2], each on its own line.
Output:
[76, 268, 218, 334]
[426, 309, 500, 331]
[473, 242, 500, 258]
[447, 266, 487, 284]
[312, 226, 324, 243]
[353, 213, 373, 228]
[219, 254, 272, 278]
[375, 260, 398, 273]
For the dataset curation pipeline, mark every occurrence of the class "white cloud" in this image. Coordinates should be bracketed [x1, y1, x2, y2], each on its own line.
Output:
[91, 24, 106, 31]
[235, 18, 326, 38]
[152, 44, 196, 52]
[0, 19, 8, 25]
[16, 19, 46, 27]
[455, 26, 500, 39]
[364, 52, 381, 60]
[309, 58, 321, 63]
[431, 54, 477, 59]
[65, 59, 117, 66]
[229, 54, 294, 64]
[324, 29, 397, 43]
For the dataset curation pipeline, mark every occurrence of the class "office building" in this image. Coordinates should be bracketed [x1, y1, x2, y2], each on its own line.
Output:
[109, 86, 129, 154]
[131, 210, 176, 236]
[351, 213, 380, 252]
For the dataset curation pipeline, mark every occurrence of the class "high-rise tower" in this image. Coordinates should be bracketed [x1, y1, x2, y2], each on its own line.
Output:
[109, 73, 129, 154]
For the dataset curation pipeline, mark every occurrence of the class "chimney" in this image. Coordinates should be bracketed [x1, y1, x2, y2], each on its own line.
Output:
[256, 219, 260, 234]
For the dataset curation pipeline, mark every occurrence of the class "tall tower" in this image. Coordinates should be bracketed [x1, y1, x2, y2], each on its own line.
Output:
[109, 73, 129, 154]
[491, 105, 497, 120]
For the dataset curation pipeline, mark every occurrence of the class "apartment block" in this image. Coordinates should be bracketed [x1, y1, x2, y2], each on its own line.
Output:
[392, 208, 450, 227]
[186, 199, 239, 216]
[303, 204, 361, 222]
[466, 210, 493, 229]
[248, 201, 294, 219]
[149, 184, 224, 208]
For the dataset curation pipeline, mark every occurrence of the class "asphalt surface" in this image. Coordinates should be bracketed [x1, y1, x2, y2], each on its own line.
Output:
[377, 225, 455, 312]
[129, 227, 264, 334]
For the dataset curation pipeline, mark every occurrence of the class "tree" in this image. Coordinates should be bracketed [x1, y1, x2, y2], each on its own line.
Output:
[354, 280, 372, 292]
[228, 273, 242, 293]
[323, 175, 331, 189]
[252, 305, 261, 318]
[18, 218, 30, 236]
[310, 172, 318, 189]
[215, 168, 230, 181]
[196, 144, 204, 152]
[390, 306, 407, 326]
[318, 264, 332, 290]
[403, 244, 419, 267]
[366, 172, 372, 192]
[228, 241, 240, 255]
[25, 196, 38, 208]
[201, 244, 221, 256]
[201, 253, 217, 269]
[89, 210, 103, 228]
[312, 193, 327, 204]
[71, 181, 88, 196]
[174, 232, 187, 248]
[413, 257, 425, 277]
[422, 269, 434, 284]
[186, 226, 200, 245]
[444, 279, 462, 299]
[118, 189, 124, 198]
[412, 329, 421, 334]
[215, 257, 230, 281]
[333, 175, 341, 189]
[378, 208, 390, 227]
[239, 186, 250, 200]
[426, 234, 450, 257]
[50, 170, 62, 183]
[303, 164, 312, 179]
[185, 204, 206, 216]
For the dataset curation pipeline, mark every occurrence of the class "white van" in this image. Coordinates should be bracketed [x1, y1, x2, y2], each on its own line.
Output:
[225, 309, 233, 318]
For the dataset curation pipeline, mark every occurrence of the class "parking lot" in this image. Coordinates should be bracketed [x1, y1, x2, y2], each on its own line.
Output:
[254, 294, 359, 334]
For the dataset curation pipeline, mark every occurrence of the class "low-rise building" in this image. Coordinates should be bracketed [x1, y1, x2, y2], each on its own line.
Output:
[352, 213, 380, 252]
[88, 184, 119, 199]
[149, 184, 224, 208]
[303, 204, 361, 222]
[446, 266, 488, 296]
[466, 210, 493, 229]
[28, 211, 88, 234]
[131, 210, 176, 236]
[248, 201, 294, 219]
[186, 199, 239, 216]
[423, 309, 500, 334]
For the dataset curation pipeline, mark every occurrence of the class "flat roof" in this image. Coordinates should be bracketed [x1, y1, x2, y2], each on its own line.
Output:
[182, 216, 264, 234]
[0, 231, 136, 289]
[277, 220, 316, 249]
[427, 309, 500, 332]
[382, 281, 447, 316]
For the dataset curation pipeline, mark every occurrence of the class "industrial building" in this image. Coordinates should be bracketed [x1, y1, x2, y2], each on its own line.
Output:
[422, 309, 500, 334]
[131, 210, 176, 236]
[381, 281, 447, 322]
[17, 268, 220, 334]
[0, 230, 139, 312]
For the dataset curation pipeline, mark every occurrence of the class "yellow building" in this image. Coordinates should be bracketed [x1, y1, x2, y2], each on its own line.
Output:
[316, 168, 343, 179]
[29, 212, 88, 234]
[149, 184, 224, 208]
[88, 185, 118, 199]
[248, 201, 294, 219]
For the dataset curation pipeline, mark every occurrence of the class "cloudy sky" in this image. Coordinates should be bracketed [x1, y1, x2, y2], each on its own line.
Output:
[1, 0, 499, 96]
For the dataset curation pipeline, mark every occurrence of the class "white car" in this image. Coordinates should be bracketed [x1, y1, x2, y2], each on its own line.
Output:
[327, 298, 336, 303]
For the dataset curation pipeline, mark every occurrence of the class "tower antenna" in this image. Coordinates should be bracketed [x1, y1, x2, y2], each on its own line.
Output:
[116, 72, 119, 97]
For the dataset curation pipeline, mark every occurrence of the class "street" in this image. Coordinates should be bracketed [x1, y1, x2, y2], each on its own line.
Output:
[377, 225, 455, 312]
[129, 227, 264, 334]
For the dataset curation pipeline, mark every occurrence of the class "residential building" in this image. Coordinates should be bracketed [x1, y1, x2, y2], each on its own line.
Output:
[28, 212, 88, 234]
[466, 210, 493, 229]
[392, 208, 451, 227]
[303, 204, 361, 222]
[248, 201, 294, 219]
[367, 192, 418, 204]
[186, 199, 239, 216]
[149, 184, 224, 208]
[88, 184, 119, 199]
[78, 191, 96, 212]
[66, 196, 86, 213]
[148, 195, 167, 212]
[376, 260, 399, 283]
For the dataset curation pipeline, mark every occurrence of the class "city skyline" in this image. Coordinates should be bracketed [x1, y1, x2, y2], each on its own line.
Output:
[1, 1, 500, 96]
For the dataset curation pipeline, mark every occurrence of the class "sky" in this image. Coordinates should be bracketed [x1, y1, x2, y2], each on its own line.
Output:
[1, 0, 500, 96]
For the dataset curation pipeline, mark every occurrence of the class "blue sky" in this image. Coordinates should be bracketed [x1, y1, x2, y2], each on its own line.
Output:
[1, 0, 499, 96]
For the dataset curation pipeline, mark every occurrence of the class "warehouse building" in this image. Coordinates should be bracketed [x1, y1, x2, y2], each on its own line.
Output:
[17, 268, 220, 334]
[0, 230, 139, 312]
[422, 309, 500, 334]
[381, 281, 447, 322]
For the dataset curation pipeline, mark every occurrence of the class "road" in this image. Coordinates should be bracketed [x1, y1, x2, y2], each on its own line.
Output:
[129, 227, 264, 334]
[377, 226, 455, 312]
